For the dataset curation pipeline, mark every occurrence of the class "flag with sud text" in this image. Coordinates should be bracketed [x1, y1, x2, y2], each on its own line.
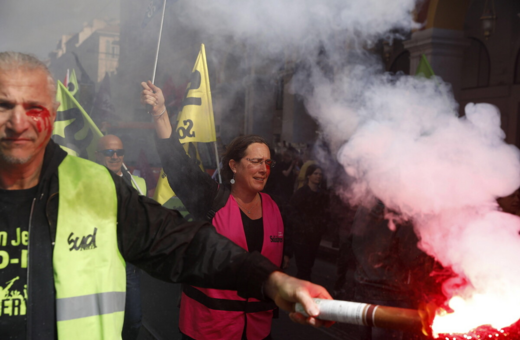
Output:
[175, 43, 216, 144]
[153, 44, 215, 205]
[52, 81, 103, 161]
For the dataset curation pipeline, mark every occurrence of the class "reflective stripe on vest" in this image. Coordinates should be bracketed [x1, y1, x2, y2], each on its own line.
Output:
[56, 292, 126, 321]
[55, 155, 126, 340]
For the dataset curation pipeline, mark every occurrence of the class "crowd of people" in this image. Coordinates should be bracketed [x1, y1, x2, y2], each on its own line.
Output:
[0, 52, 332, 340]
[4, 50, 520, 340]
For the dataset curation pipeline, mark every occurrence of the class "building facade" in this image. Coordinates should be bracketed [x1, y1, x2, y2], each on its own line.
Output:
[48, 18, 120, 90]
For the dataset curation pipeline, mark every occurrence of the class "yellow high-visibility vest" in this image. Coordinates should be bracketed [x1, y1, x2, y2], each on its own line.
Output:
[54, 155, 126, 339]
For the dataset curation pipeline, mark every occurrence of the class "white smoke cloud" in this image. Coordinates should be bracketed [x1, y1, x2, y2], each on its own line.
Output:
[330, 75, 520, 214]
[323, 67, 520, 330]
[9, 0, 519, 331]
[176, 0, 419, 58]
[301, 53, 520, 331]
[173, 0, 520, 332]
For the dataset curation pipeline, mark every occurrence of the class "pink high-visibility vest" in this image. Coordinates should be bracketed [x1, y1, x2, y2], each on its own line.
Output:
[179, 193, 284, 340]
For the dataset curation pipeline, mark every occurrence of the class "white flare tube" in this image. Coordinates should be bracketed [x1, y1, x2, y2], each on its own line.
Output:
[295, 299, 425, 333]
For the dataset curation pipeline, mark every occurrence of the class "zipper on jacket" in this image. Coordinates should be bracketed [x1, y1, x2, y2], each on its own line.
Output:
[26, 197, 36, 340]
[27, 198, 36, 288]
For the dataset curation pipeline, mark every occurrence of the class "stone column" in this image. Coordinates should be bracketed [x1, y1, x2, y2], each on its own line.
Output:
[403, 28, 470, 104]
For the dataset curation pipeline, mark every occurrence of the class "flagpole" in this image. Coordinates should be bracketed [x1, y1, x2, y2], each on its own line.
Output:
[122, 163, 144, 195]
[151, 0, 167, 84]
[213, 142, 222, 184]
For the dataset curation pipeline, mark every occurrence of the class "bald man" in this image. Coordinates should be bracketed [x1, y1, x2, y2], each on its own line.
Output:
[96, 134, 145, 340]
[96, 135, 146, 195]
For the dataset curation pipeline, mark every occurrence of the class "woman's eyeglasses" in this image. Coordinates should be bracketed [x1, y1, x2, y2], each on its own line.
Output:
[245, 158, 276, 168]
[98, 149, 125, 157]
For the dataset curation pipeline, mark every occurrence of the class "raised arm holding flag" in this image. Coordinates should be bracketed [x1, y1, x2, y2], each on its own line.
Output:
[144, 44, 222, 205]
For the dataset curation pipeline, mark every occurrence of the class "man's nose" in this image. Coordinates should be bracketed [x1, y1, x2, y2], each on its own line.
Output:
[6, 105, 30, 133]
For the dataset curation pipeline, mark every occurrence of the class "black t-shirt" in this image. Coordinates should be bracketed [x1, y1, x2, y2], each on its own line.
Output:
[0, 186, 37, 339]
[240, 210, 264, 254]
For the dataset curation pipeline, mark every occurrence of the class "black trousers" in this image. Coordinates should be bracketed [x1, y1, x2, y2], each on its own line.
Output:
[122, 263, 142, 340]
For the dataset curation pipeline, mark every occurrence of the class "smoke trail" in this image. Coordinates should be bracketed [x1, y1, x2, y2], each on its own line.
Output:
[171, 0, 520, 328]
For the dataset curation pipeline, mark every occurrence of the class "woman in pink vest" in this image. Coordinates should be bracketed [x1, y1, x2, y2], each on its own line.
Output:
[142, 81, 289, 340]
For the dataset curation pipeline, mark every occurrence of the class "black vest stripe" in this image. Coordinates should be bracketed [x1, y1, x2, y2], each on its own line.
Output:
[183, 285, 276, 313]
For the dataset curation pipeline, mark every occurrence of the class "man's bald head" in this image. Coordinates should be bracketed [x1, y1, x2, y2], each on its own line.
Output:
[96, 135, 125, 175]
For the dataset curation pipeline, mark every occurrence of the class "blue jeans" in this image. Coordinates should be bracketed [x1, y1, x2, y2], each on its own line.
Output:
[122, 263, 142, 340]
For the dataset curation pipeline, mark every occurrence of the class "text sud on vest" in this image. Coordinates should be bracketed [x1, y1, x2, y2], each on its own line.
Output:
[68, 228, 98, 251]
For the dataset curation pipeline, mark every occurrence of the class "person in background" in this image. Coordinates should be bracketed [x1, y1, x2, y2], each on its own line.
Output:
[141, 80, 292, 340]
[294, 145, 316, 191]
[0, 51, 332, 340]
[286, 164, 329, 282]
[96, 134, 145, 340]
[268, 147, 299, 220]
[96, 135, 146, 195]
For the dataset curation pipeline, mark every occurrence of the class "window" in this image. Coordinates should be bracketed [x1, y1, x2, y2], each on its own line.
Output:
[389, 51, 410, 75]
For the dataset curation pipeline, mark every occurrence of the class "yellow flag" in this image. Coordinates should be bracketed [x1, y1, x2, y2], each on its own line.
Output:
[154, 44, 213, 205]
[175, 44, 216, 143]
[52, 81, 103, 161]
[153, 143, 205, 205]
[153, 169, 175, 204]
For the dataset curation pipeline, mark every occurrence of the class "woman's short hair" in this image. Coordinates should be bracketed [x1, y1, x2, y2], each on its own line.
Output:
[221, 135, 269, 182]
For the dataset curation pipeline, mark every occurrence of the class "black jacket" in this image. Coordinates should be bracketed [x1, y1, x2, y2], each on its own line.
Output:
[286, 185, 330, 238]
[155, 135, 219, 221]
[26, 140, 277, 339]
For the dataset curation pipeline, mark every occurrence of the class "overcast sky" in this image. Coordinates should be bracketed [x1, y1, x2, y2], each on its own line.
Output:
[0, 0, 120, 60]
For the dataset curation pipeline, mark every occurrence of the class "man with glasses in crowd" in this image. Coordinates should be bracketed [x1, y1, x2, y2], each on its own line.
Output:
[96, 135, 146, 195]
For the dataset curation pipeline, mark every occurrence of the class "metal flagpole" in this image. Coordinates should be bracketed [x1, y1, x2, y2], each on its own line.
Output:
[213, 141, 222, 183]
[122, 163, 144, 195]
[151, 0, 167, 84]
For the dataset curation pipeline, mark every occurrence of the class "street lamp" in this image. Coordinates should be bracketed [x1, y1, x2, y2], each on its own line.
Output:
[480, 0, 496, 40]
